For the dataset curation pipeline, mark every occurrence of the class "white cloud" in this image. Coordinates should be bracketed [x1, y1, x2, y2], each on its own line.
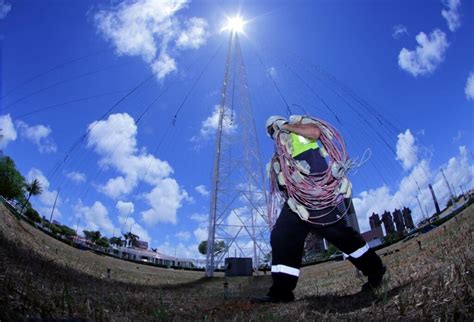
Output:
[116, 200, 135, 217]
[87, 113, 173, 199]
[193, 226, 208, 242]
[176, 17, 208, 49]
[200, 105, 237, 137]
[452, 130, 463, 143]
[0, 114, 17, 149]
[392, 24, 408, 39]
[396, 129, 418, 170]
[465, 72, 474, 100]
[398, 29, 449, 77]
[16, 120, 57, 153]
[141, 177, 189, 225]
[0, 0, 11, 20]
[95, 0, 208, 80]
[175, 230, 191, 241]
[195, 184, 209, 196]
[115, 200, 151, 242]
[87, 113, 189, 226]
[441, 0, 461, 32]
[26, 168, 61, 218]
[75, 201, 115, 236]
[190, 212, 208, 223]
[66, 171, 86, 184]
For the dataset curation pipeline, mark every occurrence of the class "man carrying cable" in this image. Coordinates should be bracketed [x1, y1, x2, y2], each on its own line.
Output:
[251, 115, 386, 303]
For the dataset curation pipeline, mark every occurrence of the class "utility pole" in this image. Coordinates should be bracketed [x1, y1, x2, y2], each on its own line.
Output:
[440, 168, 456, 206]
[416, 195, 427, 220]
[48, 188, 60, 224]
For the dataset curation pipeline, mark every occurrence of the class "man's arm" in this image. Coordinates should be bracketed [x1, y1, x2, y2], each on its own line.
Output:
[282, 122, 321, 140]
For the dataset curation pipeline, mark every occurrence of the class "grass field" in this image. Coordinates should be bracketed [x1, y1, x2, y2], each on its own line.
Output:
[0, 203, 472, 320]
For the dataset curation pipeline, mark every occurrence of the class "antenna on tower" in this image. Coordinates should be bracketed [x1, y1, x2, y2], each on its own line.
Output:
[206, 24, 270, 277]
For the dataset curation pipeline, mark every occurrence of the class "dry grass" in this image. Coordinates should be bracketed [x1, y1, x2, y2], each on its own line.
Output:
[0, 203, 472, 321]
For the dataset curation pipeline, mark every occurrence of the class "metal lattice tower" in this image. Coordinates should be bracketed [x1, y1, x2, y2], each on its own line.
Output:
[205, 32, 271, 277]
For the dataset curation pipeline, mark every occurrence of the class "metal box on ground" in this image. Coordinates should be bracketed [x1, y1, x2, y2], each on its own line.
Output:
[224, 257, 252, 277]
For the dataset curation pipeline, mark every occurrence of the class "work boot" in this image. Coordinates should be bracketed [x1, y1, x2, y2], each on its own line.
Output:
[361, 265, 386, 292]
[250, 292, 295, 303]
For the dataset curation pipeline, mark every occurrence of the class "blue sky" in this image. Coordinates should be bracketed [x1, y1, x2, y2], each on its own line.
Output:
[0, 0, 473, 259]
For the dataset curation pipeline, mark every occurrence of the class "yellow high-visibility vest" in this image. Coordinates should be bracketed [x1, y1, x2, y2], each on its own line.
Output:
[290, 133, 319, 157]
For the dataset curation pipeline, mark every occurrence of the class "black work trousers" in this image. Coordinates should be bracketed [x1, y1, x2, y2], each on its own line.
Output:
[269, 202, 384, 298]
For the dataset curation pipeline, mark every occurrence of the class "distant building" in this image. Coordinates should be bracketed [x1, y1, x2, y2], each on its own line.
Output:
[402, 207, 415, 230]
[344, 199, 360, 233]
[392, 209, 405, 233]
[369, 212, 381, 230]
[382, 211, 395, 234]
[361, 225, 384, 248]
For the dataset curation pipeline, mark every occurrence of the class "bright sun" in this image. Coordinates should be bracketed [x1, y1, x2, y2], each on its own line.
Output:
[221, 16, 246, 33]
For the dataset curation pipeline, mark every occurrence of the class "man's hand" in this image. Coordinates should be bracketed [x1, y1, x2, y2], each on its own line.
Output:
[272, 119, 287, 131]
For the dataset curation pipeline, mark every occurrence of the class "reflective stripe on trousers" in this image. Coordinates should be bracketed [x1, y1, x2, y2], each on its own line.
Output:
[271, 264, 300, 277]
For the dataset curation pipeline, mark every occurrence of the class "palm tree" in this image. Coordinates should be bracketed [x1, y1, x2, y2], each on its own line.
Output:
[122, 232, 139, 247]
[20, 178, 43, 216]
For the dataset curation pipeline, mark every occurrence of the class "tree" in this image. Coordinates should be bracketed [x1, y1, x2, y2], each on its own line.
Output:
[25, 207, 41, 223]
[109, 236, 124, 247]
[83, 230, 101, 244]
[0, 156, 26, 201]
[123, 232, 139, 247]
[96, 237, 110, 248]
[198, 240, 226, 255]
[383, 231, 400, 244]
[60, 225, 76, 238]
[20, 178, 43, 215]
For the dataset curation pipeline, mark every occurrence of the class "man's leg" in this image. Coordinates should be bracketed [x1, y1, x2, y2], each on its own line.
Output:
[316, 219, 386, 289]
[268, 203, 309, 301]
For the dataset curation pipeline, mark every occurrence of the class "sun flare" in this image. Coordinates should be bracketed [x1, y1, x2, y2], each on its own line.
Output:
[221, 15, 246, 33]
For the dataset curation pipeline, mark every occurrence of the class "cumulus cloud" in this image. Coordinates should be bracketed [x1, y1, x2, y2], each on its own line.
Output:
[75, 200, 115, 236]
[95, 0, 208, 80]
[193, 227, 208, 242]
[441, 0, 461, 32]
[0, 114, 17, 149]
[0, 0, 11, 20]
[176, 17, 208, 49]
[26, 168, 61, 218]
[189, 212, 208, 242]
[465, 72, 474, 100]
[16, 120, 57, 153]
[87, 113, 188, 226]
[398, 29, 449, 77]
[87, 113, 172, 196]
[141, 177, 189, 225]
[66, 171, 86, 184]
[195, 184, 209, 196]
[175, 231, 191, 241]
[199, 105, 237, 137]
[396, 129, 418, 170]
[115, 200, 151, 242]
[354, 145, 473, 233]
[392, 24, 408, 39]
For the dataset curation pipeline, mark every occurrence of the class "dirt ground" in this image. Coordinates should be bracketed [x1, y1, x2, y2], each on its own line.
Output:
[0, 203, 472, 321]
